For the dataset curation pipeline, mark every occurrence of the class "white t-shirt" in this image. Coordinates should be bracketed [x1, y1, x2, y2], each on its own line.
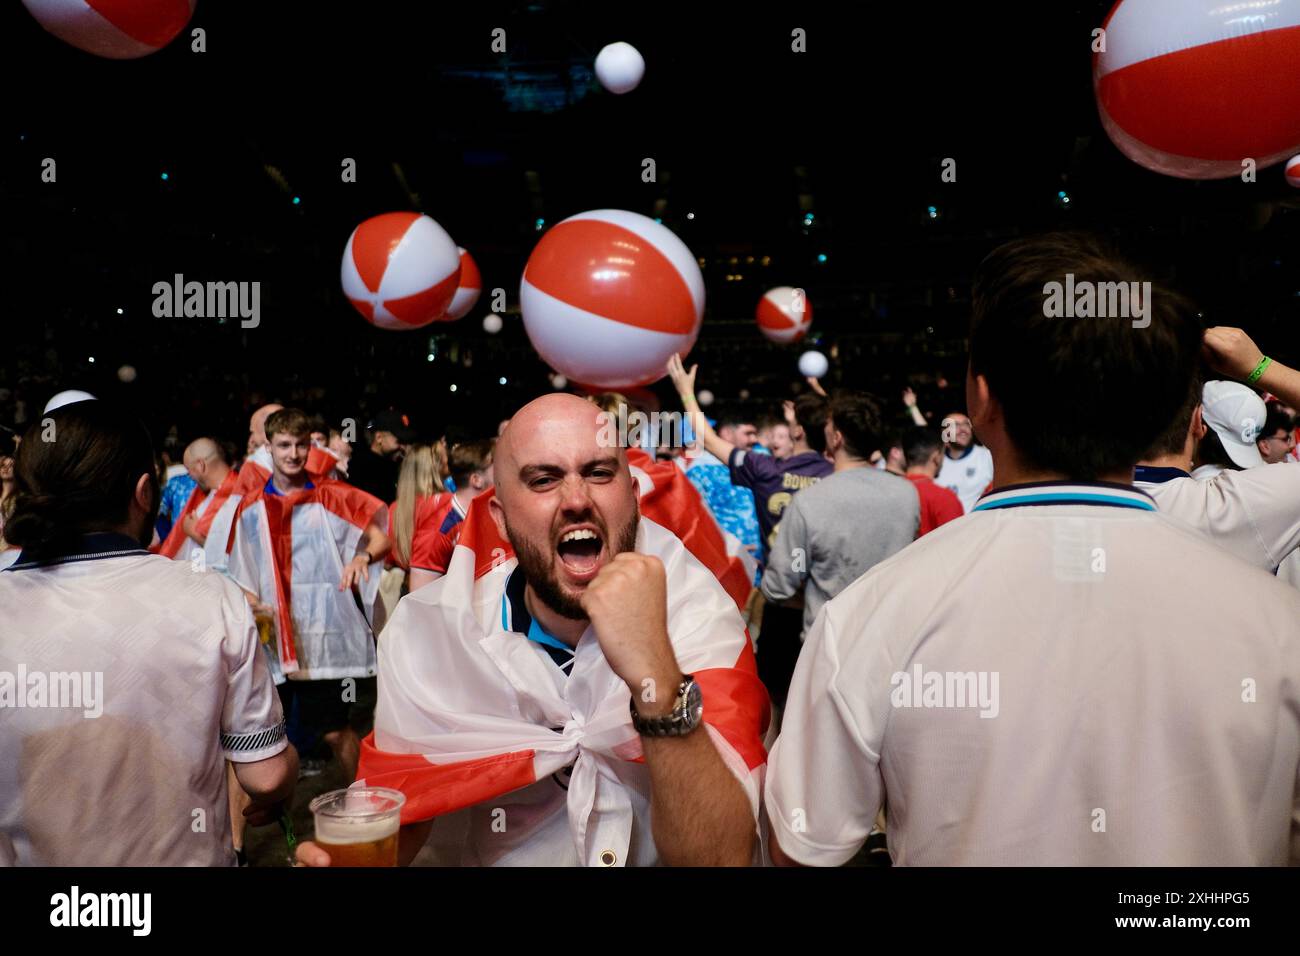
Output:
[1135, 462, 1300, 572]
[936, 443, 994, 513]
[766, 482, 1300, 866]
[0, 533, 286, 866]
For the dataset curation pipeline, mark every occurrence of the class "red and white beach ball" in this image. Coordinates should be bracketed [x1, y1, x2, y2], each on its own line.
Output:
[756, 286, 812, 343]
[1094, 0, 1300, 179]
[1286, 155, 1300, 188]
[22, 0, 195, 59]
[341, 213, 461, 331]
[442, 247, 482, 321]
[519, 210, 704, 389]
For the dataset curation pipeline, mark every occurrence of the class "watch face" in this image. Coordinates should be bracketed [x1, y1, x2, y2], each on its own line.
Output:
[684, 680, 704, 724]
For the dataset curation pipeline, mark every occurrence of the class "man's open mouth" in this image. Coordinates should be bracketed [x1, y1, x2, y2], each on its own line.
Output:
[555, 526, 604, 579]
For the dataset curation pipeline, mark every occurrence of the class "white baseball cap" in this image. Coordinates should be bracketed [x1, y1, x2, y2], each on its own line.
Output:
[1201, 381, 1265, 469]
[43, 389, 97, 413]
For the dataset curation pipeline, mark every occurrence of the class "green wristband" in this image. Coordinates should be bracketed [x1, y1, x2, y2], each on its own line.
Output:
[1247, 356, 1272, 385]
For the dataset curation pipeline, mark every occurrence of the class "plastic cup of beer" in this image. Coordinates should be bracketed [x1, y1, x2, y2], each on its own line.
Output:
[309, 787, 405, 867]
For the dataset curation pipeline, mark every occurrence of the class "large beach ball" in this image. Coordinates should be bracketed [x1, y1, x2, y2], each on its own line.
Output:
[756, 286, 812, 343]
[341, 213, 461, 331]
[519, 210, 704, 389]
[1094, 0, 1300, 179]
[22, 0, 195, 59]
[1286, 155, 1300, 188]
[442, 247, 482, 321]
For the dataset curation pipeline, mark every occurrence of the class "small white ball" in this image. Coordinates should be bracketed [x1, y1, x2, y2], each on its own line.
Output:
[798, 350, 829, 379]
[697, 389, 714, 407]
[117, 365, 137, 383]
[595, 42, 645, 95]
[483, 313, 504, 334]
[551, 373, 568, 390]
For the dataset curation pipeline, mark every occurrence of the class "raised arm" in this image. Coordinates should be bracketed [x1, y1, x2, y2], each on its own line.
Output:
[1203, 327, 1300, 409]
[667, 355, 737, 465]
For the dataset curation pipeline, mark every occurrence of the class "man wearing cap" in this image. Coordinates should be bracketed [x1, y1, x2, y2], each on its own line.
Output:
[1135, 326, 1300, 573]
[765, 233, 1300, 866]
[1192, 381, 1266, 479]
[347, 410, 414, 501]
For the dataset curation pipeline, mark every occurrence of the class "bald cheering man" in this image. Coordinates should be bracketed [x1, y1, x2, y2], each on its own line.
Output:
[297, 394, 768, 867]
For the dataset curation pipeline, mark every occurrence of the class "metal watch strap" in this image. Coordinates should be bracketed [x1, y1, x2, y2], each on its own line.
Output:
[629, 674, 699, 737]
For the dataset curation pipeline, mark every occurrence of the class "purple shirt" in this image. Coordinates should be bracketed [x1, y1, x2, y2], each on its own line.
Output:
[728, 449, 833, 549]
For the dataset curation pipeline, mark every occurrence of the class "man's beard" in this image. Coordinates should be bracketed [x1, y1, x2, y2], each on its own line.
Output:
[504, 510, 640, 621]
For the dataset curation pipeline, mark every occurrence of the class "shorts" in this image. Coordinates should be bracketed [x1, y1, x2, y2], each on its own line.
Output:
[277, 678, 354, 736]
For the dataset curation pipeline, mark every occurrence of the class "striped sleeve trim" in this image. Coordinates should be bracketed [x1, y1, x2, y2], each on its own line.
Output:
[221, 718, 287, 753]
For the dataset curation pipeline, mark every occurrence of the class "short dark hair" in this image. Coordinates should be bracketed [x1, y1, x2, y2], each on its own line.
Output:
[903, 426, 944, 467]
[1198, 427, 1240, 471]
[712, 408, 751, 432]
[265, 407, 312, 441]
[970, 232, 1202, 479]
[1143, 368, 1204, 459]
[1261, 405, 1294, 439]
[5, 402, 159, 556]
[827, 392, 884, 460]
[449, 438, 495, 487]
[793, 393, 830, 454]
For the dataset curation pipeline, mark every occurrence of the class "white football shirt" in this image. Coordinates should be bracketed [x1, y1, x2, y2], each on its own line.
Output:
[0, 533, 286, 866]
[936, 443, 994, 513]
[766, 482, 1300, 866]
[1135, 462, 1300, 571]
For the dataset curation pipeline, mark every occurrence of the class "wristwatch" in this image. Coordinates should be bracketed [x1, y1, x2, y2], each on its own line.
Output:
[629, 675, 703, 737]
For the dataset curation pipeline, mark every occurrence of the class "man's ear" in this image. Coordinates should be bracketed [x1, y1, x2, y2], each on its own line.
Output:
[967, 372, 994, 429]
[1191, 404, 1207, 441]
[488, 493, 509, 540]
[134, 473, 154, 512]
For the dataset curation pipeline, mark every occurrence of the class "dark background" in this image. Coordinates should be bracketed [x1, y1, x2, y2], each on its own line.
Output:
[2, 0, 1298, 450]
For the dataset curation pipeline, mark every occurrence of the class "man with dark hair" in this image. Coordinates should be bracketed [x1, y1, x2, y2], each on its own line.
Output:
[761, 392, 918, 636]
[901, 426, 963, 536]
[347, 409, 415, 501]
[767, 232, 1300, 866]
[1135, 326, 1300, 573]
[0, 402, 295, 865]
[227, 407, 391, 782]
[1258, 405, 1297, 465]
[408, 438, 496, 591]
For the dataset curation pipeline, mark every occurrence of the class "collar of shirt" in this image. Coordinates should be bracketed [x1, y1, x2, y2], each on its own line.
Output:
[972, 480, 1156, 513]
[1133, 465, 1192, 484]
[946, 443, 977, 462]
[264, 477, 315, 497]
[501, 566, 576, 672]
[6, 531, 150, 570]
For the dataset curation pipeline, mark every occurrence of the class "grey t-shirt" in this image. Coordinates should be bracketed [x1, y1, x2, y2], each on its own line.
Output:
[761, 466, 920, 634]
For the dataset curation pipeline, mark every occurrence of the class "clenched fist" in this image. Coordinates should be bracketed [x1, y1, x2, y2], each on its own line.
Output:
[578, 552, 681, 708]
[1203, 327, 1265, 382]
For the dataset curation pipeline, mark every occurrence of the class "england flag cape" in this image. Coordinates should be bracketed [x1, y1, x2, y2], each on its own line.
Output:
[200, 446, 273, 574]
[355, 493, 770, 866]
[625, 448, 757, 611]
[227, 477, 387, 679]
[151, 484, 207, 559]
